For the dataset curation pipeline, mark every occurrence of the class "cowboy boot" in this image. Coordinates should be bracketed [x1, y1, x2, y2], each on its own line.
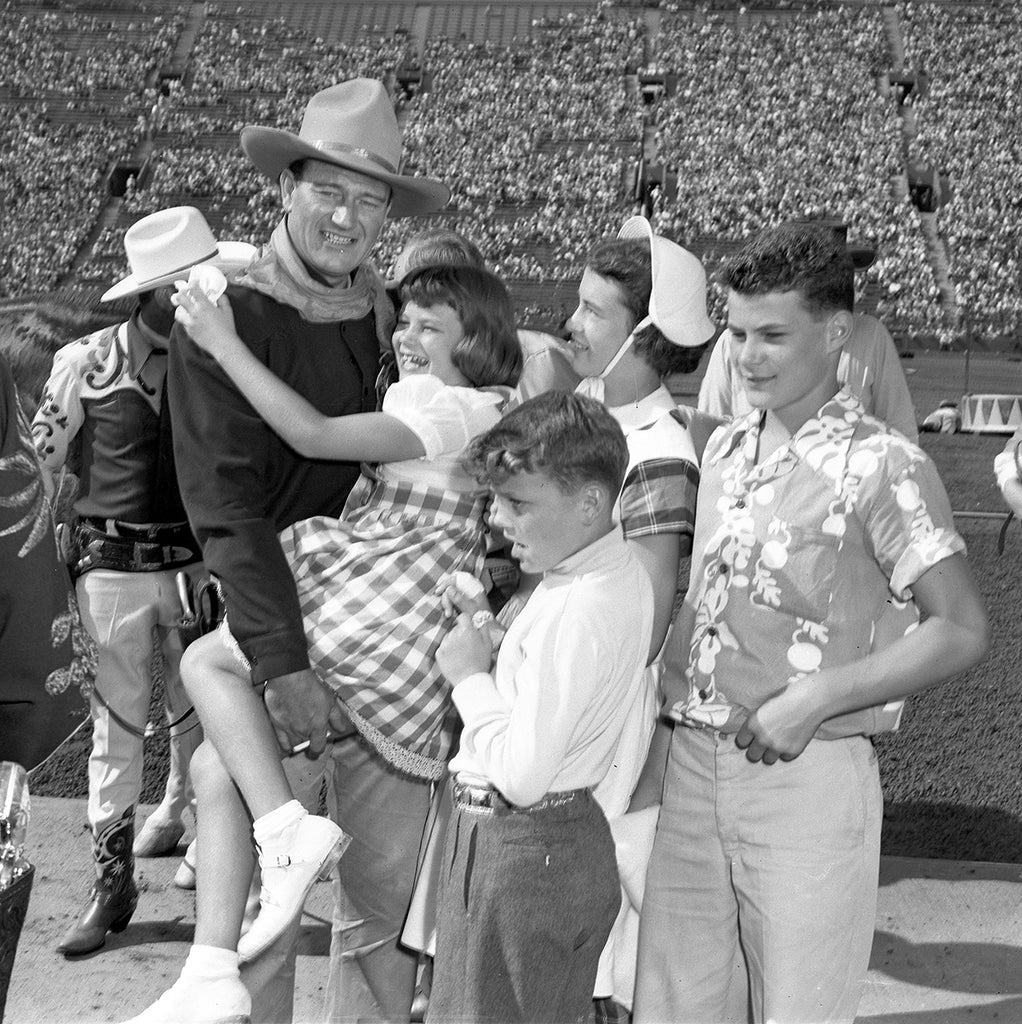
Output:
[58, 808, 139, 956]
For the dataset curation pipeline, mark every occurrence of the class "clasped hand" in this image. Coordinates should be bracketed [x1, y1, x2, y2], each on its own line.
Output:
[435, 574, 495, 685]
[733, 676, 824, 765]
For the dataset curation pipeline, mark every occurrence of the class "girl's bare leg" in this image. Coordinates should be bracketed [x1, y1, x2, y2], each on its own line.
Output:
[190, 738, 256, 950]
[121, 737, 253, 1023]
[182, 633, 293, 818]
[182, 633, 347, 965]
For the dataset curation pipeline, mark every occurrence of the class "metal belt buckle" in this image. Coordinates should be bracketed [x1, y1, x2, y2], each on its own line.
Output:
[455, 782, 496, 810]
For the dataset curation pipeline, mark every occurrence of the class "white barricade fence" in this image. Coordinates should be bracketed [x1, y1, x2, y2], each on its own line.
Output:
[960, 394, 1022, 434]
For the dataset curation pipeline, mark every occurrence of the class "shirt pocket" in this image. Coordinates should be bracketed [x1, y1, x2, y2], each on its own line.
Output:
[755, 524, 841, 623]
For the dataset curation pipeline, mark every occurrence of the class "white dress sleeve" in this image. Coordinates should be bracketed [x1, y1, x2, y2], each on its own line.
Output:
[381, 376, 505, 461]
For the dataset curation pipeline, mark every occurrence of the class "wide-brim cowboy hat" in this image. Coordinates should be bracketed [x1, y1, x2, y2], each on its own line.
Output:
[101, 206, 258, 302]
[241, 78, 450, 219]
[617, 216, 716, 348]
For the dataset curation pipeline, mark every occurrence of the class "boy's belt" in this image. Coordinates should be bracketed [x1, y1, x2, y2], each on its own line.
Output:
[452, 781, 588, 815]
[75, 518, 201, 574]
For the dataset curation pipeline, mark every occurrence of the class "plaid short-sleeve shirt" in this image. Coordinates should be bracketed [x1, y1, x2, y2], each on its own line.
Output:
[611, 386, 700, 552]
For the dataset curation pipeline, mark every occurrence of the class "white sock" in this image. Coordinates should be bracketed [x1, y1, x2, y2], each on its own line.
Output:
[252, 799, 305, 850]
[180, 944, 240, 982]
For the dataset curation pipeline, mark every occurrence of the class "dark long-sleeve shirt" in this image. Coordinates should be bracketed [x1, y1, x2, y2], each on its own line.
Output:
[169, 284, 380, 683]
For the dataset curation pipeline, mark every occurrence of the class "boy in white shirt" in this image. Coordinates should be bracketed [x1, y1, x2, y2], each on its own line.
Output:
[429, 390, 655, 1023]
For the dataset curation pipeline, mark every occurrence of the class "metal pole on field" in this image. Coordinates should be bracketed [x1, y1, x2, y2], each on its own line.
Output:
[963, 314, 971, 395]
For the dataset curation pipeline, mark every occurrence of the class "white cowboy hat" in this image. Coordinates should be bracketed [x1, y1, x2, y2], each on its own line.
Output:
[240, 78, 450, 219]
[617, 216, 716, 348]
[101, 207, 257, 302]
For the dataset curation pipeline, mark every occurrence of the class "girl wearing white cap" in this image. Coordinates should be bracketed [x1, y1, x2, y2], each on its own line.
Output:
[552, 216, 719, 1015]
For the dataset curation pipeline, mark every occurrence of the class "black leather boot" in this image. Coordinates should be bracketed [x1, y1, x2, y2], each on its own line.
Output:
[58, 808, 139, 956]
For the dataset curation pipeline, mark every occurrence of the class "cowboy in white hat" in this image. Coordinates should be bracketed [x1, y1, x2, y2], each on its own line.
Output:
[30, 207, 256, 959]
[130, 79, 449, 1024]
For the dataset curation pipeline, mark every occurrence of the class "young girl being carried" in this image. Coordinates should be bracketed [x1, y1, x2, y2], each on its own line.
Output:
[126, 264, 521, 1024]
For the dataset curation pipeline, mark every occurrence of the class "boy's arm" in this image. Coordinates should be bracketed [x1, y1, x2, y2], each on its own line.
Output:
[627, 716, 672, 812]
[736, 552, 989, 764]
[627, 598, 693, 811]
[630, 533, 681, 664]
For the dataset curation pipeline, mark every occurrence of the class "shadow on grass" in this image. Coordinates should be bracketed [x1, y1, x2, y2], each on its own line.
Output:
[881, 801, 1022, 863]
[859, 999, 1022, 1023]
[870, 928, 1022, 996]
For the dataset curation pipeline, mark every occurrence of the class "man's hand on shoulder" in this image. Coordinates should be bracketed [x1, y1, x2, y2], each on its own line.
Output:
[263, 668, 338, 757]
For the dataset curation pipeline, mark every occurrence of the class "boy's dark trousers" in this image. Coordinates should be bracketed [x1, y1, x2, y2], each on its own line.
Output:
[428, 784, 620, 1024]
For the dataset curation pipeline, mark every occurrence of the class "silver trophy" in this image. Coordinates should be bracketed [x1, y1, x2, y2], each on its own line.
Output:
[0, 762, 33, 1021]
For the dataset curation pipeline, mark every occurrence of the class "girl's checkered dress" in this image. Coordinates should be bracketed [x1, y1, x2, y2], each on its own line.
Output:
[280, 474, 489, 780]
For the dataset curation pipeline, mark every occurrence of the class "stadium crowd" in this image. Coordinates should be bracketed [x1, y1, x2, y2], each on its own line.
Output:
[0, 6, 182, 299]
[647, 6, 945, 331]
[1, 0, 1020, 344]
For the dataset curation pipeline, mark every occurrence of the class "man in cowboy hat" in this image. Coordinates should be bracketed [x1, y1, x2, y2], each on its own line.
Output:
[31, 206, 256, 957]
[164, 78, 449, 1024]
[697, 218, 919, 442]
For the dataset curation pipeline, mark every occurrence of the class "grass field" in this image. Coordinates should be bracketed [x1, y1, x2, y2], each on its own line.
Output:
[27, 350, 1022, 863]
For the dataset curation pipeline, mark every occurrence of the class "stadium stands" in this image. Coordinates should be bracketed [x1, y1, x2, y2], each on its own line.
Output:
[0, 0, 1019, 349]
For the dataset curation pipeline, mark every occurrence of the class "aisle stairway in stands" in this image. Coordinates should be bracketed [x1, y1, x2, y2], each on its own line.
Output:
[919, 212, 959, 321]
[880, 3, 905, 70]
[167, 2, 206, 80]
[882, 2, 958, 328]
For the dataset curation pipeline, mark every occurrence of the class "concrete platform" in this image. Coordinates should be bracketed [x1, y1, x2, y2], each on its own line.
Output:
[5, 797, 1021, 1023]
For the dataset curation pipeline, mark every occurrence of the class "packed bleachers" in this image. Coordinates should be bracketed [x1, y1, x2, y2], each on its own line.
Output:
[647, 6, 941, 329]
[389, 10, 646, 283]
[0, 0, 1020, 347]
[0, 5, 185, 299]
[112, 3, 647, 292]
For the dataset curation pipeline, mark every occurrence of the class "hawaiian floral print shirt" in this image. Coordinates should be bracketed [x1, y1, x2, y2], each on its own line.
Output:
[672, 388, 964, 739]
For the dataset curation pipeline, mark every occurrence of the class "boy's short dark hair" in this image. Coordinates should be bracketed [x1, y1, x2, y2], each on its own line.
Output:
[400, 264, 522, 388]
[586, 239, 705, 377]
[719, 223, 855, 316]
[462, 391, 628, 497]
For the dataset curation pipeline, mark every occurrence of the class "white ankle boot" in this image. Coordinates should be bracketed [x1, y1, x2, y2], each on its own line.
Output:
[237, 814, 349, 963]
[121, 974, 251, 1024]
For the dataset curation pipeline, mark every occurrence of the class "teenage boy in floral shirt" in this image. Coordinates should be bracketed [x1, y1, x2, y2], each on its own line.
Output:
[635, 223, 989, 1024]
